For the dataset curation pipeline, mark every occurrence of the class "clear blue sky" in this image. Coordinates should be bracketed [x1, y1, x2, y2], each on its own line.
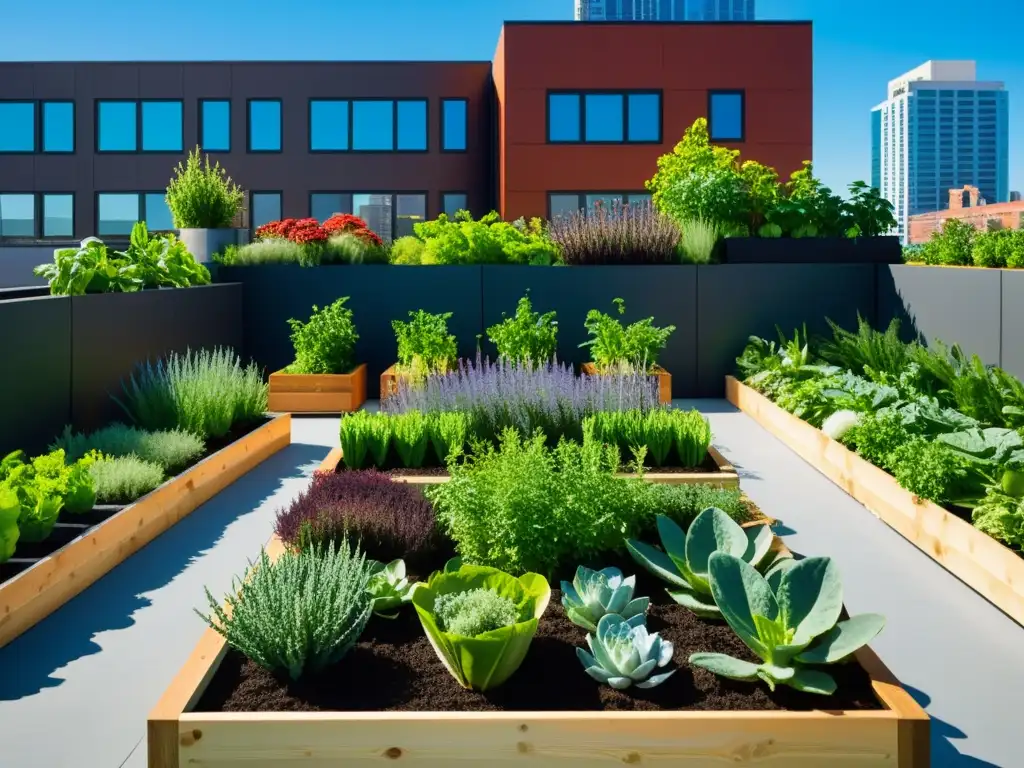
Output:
[2, 0, 1020, 197]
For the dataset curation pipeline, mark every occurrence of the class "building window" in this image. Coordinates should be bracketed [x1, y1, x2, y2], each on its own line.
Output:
[97, 101, 137, 152]
[442, 192, 468, 218]
[310, 193, 353, 221]
[395, 194, 427, 238]
[396, 100, 427, 151]
[547, 91, 661, 144]
[0, 102, 35, 152]
[96, 192, 173, 236]
[0, 193, 35, 236]
[708, 90, 744, 142]
[141, 101, 183, 152]
[441, 99, 467, 151]
[200, 100, 231, 152]
[248, 100, 282, 152]
[42, 193, 74, 237]
[548, 192, 652, 219]
[42, 102, 75, 153]
[310, 100, 350, 151]
[251, 192, 282, 229]
[144, 192, 175, 231]
[352, 102, 393, 151]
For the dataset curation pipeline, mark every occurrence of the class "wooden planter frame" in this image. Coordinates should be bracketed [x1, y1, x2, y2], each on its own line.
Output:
[727, 374, 1024, 627]
[0, 414, 292, 650]
[331, 445, 739, 489]
[268, 364, 367, 413]
[148, 451, 928, 767]
[581, 361, 672, 404]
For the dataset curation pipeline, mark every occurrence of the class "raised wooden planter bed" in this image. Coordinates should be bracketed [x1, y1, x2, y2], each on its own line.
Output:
[148, 447, 928, 768]
[268, 364, 367, 413]
[330, 444, 739, 489]
[727, 374, 1024, 628]
[581, 361, 672, 404]
[0, 414, 292, 650]
[379, 364, 406, 401]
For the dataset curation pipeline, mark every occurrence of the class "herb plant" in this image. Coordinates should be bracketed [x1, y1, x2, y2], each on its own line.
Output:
[52, 423, 204, 474]
[392, 310, 458, 377]
[115, 347, 267, 440]
[486, 292, 558, 366]
[391, 410, 429, 468]
[427, 411, 469, 465]
[580, 298, 675, 374]
[547, 199, 681, 265]
[396, 210, 559, 266]
[166, 147, 243, 229]
[412, 562, 550, 690]
[89, 455, 165, 504]
[286, 297, 359, 375]
[198, 541, 374, 680]
[586, 408, 710, 468]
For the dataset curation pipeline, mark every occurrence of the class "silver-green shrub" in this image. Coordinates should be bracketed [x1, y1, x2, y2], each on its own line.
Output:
[53, 423, 204, 473]
[89, 455, 165, 503]
[198, 540, 374, 680]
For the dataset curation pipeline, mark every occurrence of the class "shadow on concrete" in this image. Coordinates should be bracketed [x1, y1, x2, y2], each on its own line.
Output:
[903, 685, 1002, 768]
[0, 442, 324, 702]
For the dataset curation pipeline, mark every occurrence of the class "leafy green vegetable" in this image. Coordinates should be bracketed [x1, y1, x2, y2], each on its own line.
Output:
[487, 292, 558, 366]
[399, 210, 559, 266]
[689, 553, 885, 695]
[285, 297, 359, 375]
[412, 562, 549, 690]
[435, 587, 519, 636]
[580, 298, 675, 374]
[392, 310, 458, 378]
[0, 484, 21, 563]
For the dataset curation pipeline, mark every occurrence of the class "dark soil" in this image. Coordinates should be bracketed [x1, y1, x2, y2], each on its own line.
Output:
[196, 555, 881, 714]
[619, 451, 722, 475]
[382, 466, 451, 478]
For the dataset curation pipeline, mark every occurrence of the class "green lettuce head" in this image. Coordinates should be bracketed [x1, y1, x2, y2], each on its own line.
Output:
[412, 563, 550, 691]
[0, 483, 21, 563]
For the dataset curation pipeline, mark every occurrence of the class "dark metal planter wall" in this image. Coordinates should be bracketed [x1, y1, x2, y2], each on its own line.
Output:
[0, 296, 72, 456]
[721, 236, 902, 265]
[1001, 271, 1024, 380]
[694, 264, 878, 396]
[480, 265, 699, 394]
[70, 285, 244, 431]
[217, 265, 484, 384]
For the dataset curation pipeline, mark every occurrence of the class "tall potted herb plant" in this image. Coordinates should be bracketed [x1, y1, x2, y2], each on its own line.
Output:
[166, 147, 245, 263]
[381, 310, 458, 399]
[269, 298, 367, 413]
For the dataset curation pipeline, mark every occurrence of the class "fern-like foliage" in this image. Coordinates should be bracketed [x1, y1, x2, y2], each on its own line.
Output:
[197, 540, 374, 680]
[818, 315, 912, 381]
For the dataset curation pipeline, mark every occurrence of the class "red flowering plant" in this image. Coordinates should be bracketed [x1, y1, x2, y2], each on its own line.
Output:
[323, 214, 386, 248]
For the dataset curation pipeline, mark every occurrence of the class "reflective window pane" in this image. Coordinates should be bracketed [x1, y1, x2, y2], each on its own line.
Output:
[98, 101, 137, 151]
[626, 193, 653, 207]
[0, 102, 35, 152]
[548, 193, 581, 220]
[248, 100, 281, 152]
[0, 194, 35, 236]
[201, 100, 231, 152]
[395, 194, 426, 239]
[548, 94, 581, 142]
[310, 100, 349, 151]
[442, 193, 468, 218]
[98, 193, 140, 236]
[353, 193, 393, 241]
[397, 100, 427, 151]
[709, 92, 744, 141]
[42, 102, 74, 152]
[585, 94, 624, 142]
[43, 194, 74, 237]
[311, 193, 352, 221]
[352, 101, 394, 151]
[141, 101, 182, 151]
[144, 192, 174, 231]
[627, 94, 660, 142]
[442, 99, 467, 151]
[251, 193, 281, 229]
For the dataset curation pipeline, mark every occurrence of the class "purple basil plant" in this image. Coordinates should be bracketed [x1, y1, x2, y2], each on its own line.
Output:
[381, 353, 660, 443]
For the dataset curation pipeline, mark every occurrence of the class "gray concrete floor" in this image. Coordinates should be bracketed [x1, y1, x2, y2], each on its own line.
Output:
[0, 405, 1019, 767]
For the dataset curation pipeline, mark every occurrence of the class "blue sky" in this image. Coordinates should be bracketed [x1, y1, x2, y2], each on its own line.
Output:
[2, 0, 1020, 198]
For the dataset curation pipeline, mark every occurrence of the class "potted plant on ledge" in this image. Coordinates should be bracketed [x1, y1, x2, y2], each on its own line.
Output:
[579, 298, 676, 404]
[381, 309, 458, 400]
[166, 147, 245, 263]
[268, 297, 367, 413]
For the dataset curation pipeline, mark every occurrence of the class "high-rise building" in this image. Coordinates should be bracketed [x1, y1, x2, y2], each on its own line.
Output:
[574, 0, 754, 21]
[1012, 191, 1023, 202]
[871, 60, 1009, 242]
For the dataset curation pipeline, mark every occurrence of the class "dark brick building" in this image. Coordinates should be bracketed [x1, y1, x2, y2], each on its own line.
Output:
[0, 21, 812, 243]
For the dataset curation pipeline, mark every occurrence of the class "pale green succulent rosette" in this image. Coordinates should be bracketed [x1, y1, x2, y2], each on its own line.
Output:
[412, 563, 550, 691]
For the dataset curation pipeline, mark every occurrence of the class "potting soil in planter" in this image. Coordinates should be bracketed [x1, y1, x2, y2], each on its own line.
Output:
[197, 557, 881, 714]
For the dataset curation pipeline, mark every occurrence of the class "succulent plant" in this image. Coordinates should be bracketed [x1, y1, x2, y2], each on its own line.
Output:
[367, 559, 415, 618]
[626, 507, 791, 618]
[577, 613, 675, 690]
[561, 566, 649, 632]
[689, 552, 885, 695]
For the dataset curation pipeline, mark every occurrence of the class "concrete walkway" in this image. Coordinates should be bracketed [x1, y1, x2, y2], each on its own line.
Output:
[0, 405, 1019, 767]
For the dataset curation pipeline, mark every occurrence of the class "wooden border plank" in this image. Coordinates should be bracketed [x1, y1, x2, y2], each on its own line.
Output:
[268, 364, 367, 413]
[0, 414, 292, 650]
[726, 374, 1024, 627]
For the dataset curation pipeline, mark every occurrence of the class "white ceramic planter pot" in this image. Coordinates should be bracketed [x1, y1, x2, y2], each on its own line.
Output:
[177, 228, 240, 263]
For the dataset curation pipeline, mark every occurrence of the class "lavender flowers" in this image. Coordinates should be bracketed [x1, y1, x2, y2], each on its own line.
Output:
[381, 355, 660, 444]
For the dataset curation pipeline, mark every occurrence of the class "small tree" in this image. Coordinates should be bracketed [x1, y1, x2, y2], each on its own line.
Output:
[165, 147, 244, 229]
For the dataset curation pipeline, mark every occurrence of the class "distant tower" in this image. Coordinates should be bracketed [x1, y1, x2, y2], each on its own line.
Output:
[871, 61, 1009, 242]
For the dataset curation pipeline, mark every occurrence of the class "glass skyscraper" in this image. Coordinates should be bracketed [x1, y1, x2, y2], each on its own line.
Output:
[871, 61, 1009, 242]
[574, 0, 754, 21]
